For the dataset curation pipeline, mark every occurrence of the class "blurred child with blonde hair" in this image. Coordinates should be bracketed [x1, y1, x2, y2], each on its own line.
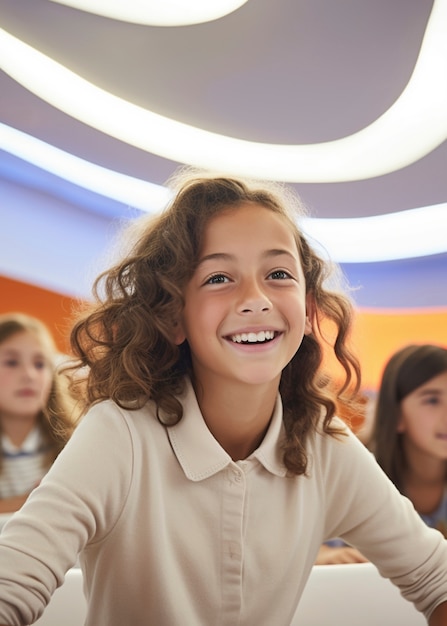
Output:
[0, 313, 75, 513]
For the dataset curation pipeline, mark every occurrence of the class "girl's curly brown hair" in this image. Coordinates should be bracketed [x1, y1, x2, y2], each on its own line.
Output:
[68, 169, 361, 475]
[0, 313, 76, 472]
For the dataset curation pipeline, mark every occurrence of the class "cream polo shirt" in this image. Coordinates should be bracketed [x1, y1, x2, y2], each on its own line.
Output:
[1, 378, 447, 625]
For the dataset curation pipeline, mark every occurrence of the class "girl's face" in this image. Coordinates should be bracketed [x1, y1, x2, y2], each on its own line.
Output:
[0, 330, 53, 423]
[177, 202, 312, 393]
[398, 371, 447, 461]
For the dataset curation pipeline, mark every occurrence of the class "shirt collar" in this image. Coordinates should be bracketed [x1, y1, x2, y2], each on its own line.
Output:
[2, 426, 43, 454]
[167, 378, 287, 481]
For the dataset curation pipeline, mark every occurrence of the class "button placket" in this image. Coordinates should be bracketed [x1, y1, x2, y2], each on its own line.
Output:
[221, 465, 246, 625]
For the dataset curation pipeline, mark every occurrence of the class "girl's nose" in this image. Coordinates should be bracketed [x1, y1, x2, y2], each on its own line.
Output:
[237, 280, 272, 314]
[21, 363, 37, 379]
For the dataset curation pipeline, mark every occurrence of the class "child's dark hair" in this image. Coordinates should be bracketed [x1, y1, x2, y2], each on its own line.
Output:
[370, 343, 447, 491]
[68, 170, 361, 475]
[0, 312, 75, 471]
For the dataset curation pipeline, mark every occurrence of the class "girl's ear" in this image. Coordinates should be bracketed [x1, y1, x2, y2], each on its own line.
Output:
[173, 320, 186, 346]
[304, 294, 315, 336]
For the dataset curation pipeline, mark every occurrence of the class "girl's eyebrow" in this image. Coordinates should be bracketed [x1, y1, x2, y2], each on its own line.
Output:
[0, 347, 46, 358]
[417, 388, 442, 396]
[198, 249, 298, 266]
[198, 252, 232, 265]
[0, 348, 20, 355]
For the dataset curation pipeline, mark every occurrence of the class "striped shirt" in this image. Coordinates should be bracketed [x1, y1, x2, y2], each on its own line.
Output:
[0, 428, 48, 498]
[420, 488, 447, 539]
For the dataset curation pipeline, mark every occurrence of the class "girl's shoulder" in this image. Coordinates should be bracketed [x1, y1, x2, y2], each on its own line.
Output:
[77, 397, 160, 441]
[83, 396, 156, 419]
[312, 415, 351, 446]
[310, 416, 375, 472]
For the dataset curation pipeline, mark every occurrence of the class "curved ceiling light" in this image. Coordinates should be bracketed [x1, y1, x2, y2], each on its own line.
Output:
[301, 205, 447, 263]
[0, 0, 447, 182]
[0, 122, 171, 213]
[1, 123, 447, 263]
[48, 0, 249, 26]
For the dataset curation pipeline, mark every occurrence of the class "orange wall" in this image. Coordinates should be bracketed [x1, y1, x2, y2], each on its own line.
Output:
[353, 308, 447, 390]
[0, 275, 80, 354]
[2, 275, 446, 391]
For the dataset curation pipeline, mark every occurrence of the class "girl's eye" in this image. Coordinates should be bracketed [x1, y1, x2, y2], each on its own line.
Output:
[269, 270, 291, 280]
[206, 274, 229, 285]
[4, 359, 19, 367]
[424, 396, 440, 406]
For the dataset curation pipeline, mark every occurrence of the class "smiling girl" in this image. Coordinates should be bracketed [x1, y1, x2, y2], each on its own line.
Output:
[370, 344, 447, 538]
[0, 173, 447, 625]
[0, 313, 74, 514]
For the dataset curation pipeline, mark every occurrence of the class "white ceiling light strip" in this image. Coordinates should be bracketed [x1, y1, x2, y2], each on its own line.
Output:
[0, 123, 171, 212]
[301, 205, 447, 263]
[48, 0, 249, 26]
[0, 123, 173, 213]
[0, 0, 447, 182]
[1, 123, 446, 263]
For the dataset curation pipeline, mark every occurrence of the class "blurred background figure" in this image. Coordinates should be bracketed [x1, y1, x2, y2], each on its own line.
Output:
[0, 313, 75, 514]
[369, 344, 447, 538]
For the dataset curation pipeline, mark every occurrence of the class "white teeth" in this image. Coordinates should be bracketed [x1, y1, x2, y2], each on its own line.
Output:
[231, 330, 275, 343]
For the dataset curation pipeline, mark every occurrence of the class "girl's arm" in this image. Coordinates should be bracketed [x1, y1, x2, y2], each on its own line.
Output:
[0, 401, 133, 624]
[429, 601, 447, 625]
[319, 421, 447, 616]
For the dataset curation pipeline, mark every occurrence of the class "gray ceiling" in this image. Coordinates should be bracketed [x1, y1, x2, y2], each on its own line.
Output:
[1, 0, 445, 220]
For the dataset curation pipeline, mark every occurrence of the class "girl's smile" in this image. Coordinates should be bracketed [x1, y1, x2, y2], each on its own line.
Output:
[226, 329, 282, 352]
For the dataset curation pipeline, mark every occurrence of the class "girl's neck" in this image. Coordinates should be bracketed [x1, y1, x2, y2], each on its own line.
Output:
[404, 475, 445, 516]
[191, 377, 278, 461]
[402, 438, 446, 486]
[405, 464, 446, 487]
[1, 414, 38, 448]
[402, 443, 446, 515]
